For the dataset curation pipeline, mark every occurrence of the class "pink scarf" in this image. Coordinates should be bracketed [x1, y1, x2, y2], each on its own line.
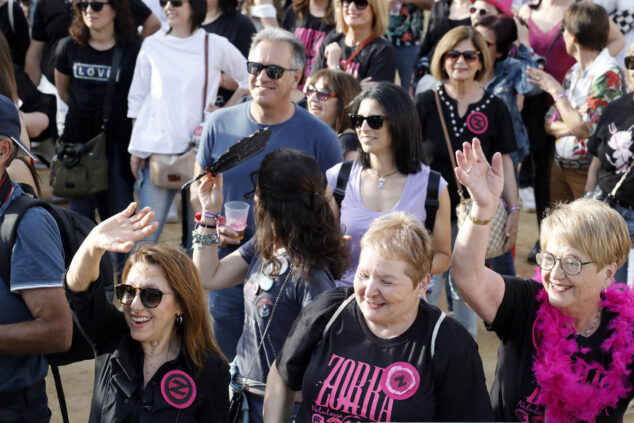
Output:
[532, 284, 634, 422]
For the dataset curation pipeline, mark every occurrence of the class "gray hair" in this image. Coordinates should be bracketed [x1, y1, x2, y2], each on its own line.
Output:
[249, 28, 306, 71]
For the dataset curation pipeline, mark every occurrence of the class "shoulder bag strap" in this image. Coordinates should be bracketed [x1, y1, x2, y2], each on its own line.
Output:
[431, 311, 446, 359]
[543, 26, 563, 61]
[340, 35, 375, 70]
[433, 87, 464, 201]
[321, 294, 355, 338]
[333, 160, 354, 209]
[202, 33, 209, 122]
[424, 170, 441, 231]
[608, 160, 634, 199]
[101, 45, 123, 129]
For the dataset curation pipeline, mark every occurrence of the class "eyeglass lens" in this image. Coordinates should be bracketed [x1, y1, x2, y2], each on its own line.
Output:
[77, 1, 109, 12]
[247, 62, 291, 80]
[445, 50, 480, 62]
[115, 284, 165, 308]
[349, 114, 385, 129]
[536, 251, 585, 276]
[159, 0, 184, 7]
[469, 7, 488, 15]
[342, 0, 369, 10]
[306, 86, 335, 101]
[625, 56, 634, 70]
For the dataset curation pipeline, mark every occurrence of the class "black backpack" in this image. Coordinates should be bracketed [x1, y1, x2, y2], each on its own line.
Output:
[332, 161, 442, 231]
[0, 186, 113, 423]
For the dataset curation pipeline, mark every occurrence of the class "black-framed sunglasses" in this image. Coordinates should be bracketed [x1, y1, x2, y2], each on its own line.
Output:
[341, 0, 369, 10]
[76, 1, 110, 12]
[469, 6, 489, 16]
[444, 50, 480, 62]
[306, 86, 337, 102]
[348, 114, 387, 129]
[115, 284, 175, 309]
[159, 0, 185, 7]
[625, 56, 634, 70]
[247, 61, 298, 80]
[535, 251, 594, 276]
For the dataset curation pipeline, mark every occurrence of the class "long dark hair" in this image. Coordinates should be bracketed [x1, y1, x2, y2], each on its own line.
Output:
[0, 33, 17, 102]
[251, 148, 348, 280]
[291, 0, 335, 26]
[476, 15, 518, 61]
[70, 0, 137, 46]
[351, 82, 424, 175]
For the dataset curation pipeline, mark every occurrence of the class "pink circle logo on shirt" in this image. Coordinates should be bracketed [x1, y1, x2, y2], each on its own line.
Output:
[161, 370, 197, 409]
[379, 362, 420, 400]
[466, 111, 489, 134]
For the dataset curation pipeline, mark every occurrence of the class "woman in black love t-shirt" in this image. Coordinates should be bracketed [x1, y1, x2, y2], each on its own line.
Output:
[264, 212, 493, 423]
[310, 0, 396, 87]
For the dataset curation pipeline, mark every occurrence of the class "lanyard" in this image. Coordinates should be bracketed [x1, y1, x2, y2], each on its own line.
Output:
[340, 35, 376, 70]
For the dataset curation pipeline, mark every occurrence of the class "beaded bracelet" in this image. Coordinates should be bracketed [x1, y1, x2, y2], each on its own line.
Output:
[192, 230, 221, 248]
[195, 220, 216, 229]
[508, 205, 521, 213]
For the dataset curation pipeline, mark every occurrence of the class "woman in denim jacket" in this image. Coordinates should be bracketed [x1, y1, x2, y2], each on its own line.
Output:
[475, 14, 539, 168]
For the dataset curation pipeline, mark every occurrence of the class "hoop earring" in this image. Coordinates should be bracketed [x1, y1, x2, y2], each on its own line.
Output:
[175, 314, 183, 326]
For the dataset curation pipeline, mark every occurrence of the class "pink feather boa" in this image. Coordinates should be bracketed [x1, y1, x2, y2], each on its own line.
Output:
[532, 284, 634, 422]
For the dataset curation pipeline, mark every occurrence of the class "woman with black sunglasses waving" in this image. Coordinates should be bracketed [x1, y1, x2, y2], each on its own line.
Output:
[414, 25, 518, 340]
[127, 0, 249, 247]
[326, 82, 451, 287]
[64, 203, 230, 421]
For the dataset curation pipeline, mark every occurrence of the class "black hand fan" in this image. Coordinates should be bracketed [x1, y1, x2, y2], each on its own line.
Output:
[181, 127, 271, 190]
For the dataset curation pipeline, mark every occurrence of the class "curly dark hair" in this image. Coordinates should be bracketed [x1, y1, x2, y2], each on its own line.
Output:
[250, 148, 348, 280]
[70, 0, 137, 46]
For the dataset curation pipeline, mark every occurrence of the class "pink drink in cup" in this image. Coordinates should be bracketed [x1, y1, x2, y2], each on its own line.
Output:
[224, 201, 249, 240]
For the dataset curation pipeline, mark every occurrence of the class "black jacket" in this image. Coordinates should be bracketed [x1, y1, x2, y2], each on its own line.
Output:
[66, 281, 230, 422]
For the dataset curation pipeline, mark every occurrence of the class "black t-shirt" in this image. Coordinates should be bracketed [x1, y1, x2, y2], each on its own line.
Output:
[282, 6, 335, 86]
[488, 276, 634, 422]
[31, 0, 150, 82]
[417, 0, 470, 62]
[339, 130, 359, 154]
[202, 10, 255, 106]
[14, 66, 58, 142]
[587, 93, 634, 207]
[415, 86, 517, 220]
[56, 37, 140, 181]
[311, 32, 397, 83]
[277, 287, 493, 422]
[0, 1, 30, 68]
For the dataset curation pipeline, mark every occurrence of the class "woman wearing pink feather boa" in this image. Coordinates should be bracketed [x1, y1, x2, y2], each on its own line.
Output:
[451, 138, 634, 422]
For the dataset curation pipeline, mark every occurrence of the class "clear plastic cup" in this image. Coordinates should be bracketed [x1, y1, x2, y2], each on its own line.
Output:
[224, 201, 249, 240]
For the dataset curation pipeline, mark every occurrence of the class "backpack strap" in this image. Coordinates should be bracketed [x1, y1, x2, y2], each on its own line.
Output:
[424, 170, 441, 232]
[333, 160, 354, 209]
[431, 311, 446, 359]
[321, 294, 355, 338]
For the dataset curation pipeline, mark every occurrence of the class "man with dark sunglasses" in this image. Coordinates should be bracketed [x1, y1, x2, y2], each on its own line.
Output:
[0, 95, 72, 422]
[193, 27, 343, 361]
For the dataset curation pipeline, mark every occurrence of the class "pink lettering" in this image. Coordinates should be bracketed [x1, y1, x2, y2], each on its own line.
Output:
[361, 366, 384, 420]
[341, 362, 370, 416]
[329, 359, 354, 410]
[315, 354, 345, 407]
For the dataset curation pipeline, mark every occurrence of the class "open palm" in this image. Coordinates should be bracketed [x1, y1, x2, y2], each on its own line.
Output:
[88, 203, 158, 253]
[454, 139, 504, 212]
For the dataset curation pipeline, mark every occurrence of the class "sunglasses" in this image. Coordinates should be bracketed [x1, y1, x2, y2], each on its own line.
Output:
[625, 56, 634, 70]
[341, 0, 369, 10]
[348, 114, 387, 129]
[306, 86, 337, 101]
[469, 6, 490, 16]
[159, 0, 185, 7]
[115, 284, 174, 309]
[247, 61, 297, 80]
[76, 1, 110, 12]
[444, 50, 480, 62]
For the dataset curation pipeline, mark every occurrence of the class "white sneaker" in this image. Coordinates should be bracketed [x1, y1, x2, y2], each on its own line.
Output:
[520, 187, 536, 212]
[166, 202, 179, 223]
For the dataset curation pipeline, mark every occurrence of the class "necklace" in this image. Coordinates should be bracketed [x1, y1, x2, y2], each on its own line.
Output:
[368, 168, 398, 190]
[532, 285, 634, 422]
[578, 309, 601, 337]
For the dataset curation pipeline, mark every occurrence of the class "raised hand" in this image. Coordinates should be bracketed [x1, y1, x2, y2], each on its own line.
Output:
[454, 138, 504, 213]
[197, 173, 223, 215]
[87, 203, 158, 253]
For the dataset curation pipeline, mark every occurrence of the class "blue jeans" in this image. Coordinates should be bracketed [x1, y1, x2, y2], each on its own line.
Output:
[70, 150, 133, 296]
[209, 284, 244, 361]
[136, 165, 194, 247]
[0, 380, 50, 423]
[431, 221, 478, 339]
[395, 44, 419, 91]
[488, 249, 516, 277]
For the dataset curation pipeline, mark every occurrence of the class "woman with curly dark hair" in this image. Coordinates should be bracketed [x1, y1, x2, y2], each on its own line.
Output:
[55, 0, 140, 280]
[194, 148, 347, 422]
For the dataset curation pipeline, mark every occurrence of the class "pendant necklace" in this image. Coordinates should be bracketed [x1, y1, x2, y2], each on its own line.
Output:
[368, 168, 398, 190]
[578, 309, 601, 337]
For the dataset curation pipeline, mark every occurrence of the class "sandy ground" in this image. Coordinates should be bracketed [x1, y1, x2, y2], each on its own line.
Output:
[35, 176, 633, 422]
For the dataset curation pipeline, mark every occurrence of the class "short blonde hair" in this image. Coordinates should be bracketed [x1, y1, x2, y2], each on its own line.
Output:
[335, 0, 389, 38]
[430, 25, 491, 82]
[360, 212, 432, 286]
[540, 199, 631, 270]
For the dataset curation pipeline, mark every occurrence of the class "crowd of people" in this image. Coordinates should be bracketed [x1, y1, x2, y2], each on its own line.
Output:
[1, 0, 634, 421]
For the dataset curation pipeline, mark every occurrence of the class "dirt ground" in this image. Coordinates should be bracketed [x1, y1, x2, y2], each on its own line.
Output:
[35, 171, 634, 422]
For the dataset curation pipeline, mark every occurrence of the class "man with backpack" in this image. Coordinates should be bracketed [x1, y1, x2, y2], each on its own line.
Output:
[0, 94, 71, 422]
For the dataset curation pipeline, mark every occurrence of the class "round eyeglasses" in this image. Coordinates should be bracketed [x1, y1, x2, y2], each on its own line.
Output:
[535, 251, 594, 276]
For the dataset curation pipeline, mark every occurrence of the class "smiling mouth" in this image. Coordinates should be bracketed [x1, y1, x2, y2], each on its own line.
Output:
[549, 283, 572, 294]
[130, 315, 152, 326]
[364, 298, 385, 309]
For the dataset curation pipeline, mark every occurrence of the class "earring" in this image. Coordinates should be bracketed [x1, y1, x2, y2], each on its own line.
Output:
[416, 293, 422, 299]
[175, 314, 183, 326]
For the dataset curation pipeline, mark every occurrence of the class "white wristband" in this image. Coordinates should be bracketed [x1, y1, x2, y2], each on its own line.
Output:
[250, 4, 277, 18]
